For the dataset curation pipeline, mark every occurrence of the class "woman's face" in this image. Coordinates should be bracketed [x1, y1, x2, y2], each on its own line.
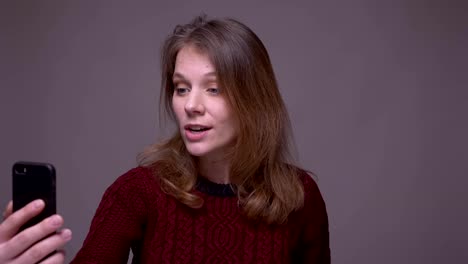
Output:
[172, 45, 237, 161]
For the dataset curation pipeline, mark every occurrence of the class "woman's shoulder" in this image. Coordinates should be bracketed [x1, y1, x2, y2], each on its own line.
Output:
[103, 166, 163, 201]
[295, 168, 320, 194]
[290, 168, 329, 236]
[111, 166, 158, 186]
[295, 168, 327, 209]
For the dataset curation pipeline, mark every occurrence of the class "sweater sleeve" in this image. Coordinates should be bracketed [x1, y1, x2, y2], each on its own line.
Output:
[71, 167, 157, 264]
[294, 172, 331, 264]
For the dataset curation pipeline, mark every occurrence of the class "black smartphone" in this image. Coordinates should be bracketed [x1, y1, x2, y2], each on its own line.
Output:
[12, 161, 56, 232]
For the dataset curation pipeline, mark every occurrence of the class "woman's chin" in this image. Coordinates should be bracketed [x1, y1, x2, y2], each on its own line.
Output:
[185, 146, 223, 161]
[185, 146, 209, 157]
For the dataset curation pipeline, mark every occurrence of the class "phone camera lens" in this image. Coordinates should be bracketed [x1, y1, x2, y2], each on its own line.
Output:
[14, 167, 27, 175]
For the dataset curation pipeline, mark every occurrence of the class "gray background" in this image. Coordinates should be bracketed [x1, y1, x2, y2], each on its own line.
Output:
[1, 0, 467, 263]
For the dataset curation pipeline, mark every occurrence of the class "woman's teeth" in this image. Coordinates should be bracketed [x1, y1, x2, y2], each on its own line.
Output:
[188, 126, 208, 132]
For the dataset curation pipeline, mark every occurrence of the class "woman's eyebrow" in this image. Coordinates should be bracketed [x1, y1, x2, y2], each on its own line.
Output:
[172, 72, 186, 81]
[173, 72, 217, 82]
[173, 71, 216, 77]
[204, 71, 217, 77]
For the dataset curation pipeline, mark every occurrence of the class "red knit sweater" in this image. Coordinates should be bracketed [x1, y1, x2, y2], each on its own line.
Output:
[71, 167, 330, 263]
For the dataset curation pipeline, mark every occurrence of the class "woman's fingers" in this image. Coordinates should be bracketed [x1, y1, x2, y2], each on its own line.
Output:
[0, 201, 71, 264]
[0, 200, 44, 241]
[3, 214, 65, 260]
[2, 201, 13, 220]
[15, 229, 71, 264]
[37, 250, 66, 264]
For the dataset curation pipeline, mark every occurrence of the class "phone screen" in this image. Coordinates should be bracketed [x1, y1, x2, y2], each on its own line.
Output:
[12, 161, 56, 231]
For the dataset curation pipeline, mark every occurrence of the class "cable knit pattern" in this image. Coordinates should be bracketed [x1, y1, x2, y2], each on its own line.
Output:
[71, 167, 330, 263]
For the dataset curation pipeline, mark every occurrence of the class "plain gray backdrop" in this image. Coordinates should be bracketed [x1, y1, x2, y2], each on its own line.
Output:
[1, 1, 467, 263]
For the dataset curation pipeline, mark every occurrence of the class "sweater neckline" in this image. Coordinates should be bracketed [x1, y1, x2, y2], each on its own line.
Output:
[195, 176, 236, 197]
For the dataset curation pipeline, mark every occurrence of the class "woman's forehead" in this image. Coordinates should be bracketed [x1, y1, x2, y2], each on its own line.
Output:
[173, 46, 216, 79]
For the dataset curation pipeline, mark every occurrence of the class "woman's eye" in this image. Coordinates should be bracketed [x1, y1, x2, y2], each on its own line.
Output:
[207, 88, 220, 94]
[175, 87, 189, 95]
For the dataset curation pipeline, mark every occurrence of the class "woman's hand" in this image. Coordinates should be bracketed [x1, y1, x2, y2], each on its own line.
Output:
[0, 200, 72, 264]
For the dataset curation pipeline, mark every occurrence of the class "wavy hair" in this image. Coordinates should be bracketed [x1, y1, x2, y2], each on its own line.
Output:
[139, 15, 305, 224]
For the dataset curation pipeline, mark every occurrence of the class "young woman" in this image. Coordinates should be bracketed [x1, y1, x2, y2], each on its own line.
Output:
[72, 15, 330, 263]
[1, 15, 330, 263]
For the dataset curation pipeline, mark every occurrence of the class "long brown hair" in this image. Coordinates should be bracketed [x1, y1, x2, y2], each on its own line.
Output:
[139, 15, 305, 224]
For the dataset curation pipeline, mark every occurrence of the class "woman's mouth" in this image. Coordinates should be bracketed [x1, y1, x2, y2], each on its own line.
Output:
[184, 125, 211, 141]
[185, 125, 210, 133]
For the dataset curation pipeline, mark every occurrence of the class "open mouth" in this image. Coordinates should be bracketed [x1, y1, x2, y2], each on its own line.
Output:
[185, 125, 211, 133]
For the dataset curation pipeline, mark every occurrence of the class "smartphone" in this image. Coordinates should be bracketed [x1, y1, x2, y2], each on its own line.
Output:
[12, 161, 56, 232]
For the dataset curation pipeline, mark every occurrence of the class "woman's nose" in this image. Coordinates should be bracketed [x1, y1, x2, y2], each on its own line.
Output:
[184, 92, 205, 115]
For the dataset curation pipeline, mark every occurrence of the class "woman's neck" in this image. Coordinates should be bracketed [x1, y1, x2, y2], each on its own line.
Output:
[197, 156, 230, 184]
